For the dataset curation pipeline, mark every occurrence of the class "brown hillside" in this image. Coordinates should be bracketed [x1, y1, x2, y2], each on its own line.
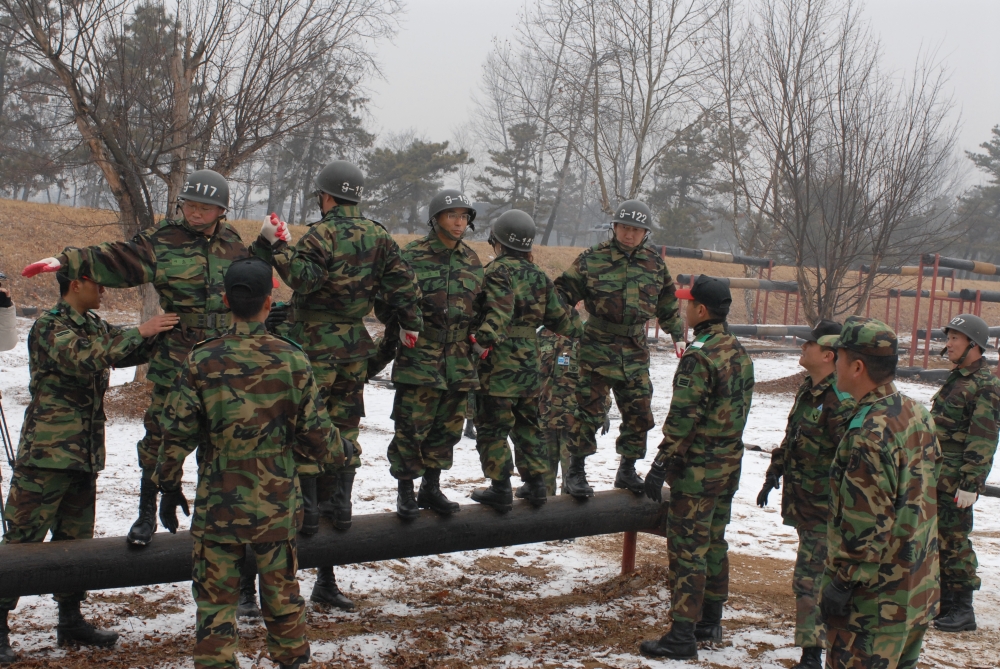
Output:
[1, 198, 997, 334]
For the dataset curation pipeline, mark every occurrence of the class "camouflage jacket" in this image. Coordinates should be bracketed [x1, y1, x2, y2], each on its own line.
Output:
[17, 300, 152, 472]
[824, 382, 941, 633]
[253, 205, 422, 364]
[768, 373, 855, 532]
[929, 357, 1000, 495]
[554, 239, 682, 381]
[59, 218, 249, 388]
[656, 320, 754, 497]
[374, 232, 483, 391]
[155, 322, 335, 544]
[538, 329, 579, 430]
[474, 254, 583, 397]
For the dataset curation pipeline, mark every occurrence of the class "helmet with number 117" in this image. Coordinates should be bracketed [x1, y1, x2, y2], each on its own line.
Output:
[179, 169, 229, 209]
[612, 199, 653, 231]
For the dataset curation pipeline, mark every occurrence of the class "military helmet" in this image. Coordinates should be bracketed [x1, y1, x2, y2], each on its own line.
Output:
[611, 199, 653, 231]
[428, 189, 476, 230]
[943, 314, 990, 350]
[314, 160, 365, 203]
[179, 169, 229, 209]
[490, 209, 536, 252]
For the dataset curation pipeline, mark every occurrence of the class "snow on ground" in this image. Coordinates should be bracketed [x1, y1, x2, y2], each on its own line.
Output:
[1, 318, 999, 668]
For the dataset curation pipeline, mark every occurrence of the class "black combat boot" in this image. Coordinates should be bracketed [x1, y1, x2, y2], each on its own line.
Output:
[936, 588, 955, 620]
[56, 600, 119, 648]
[300, 475, 319, 536]
[0, 609, 17, 665]
[471, 477, 513, 513]
[127, 477, 159, 546]
[236, 558, 261, 619]
[514, 474, 547, 507]
[694, 598, 724, 642]
[791, 646, 823, 669]
[463, 419, 477, 439]
[310, 566, 355, 611]
[278, 648, 310, 669]
[396, 479, 420, 520]
[330, 470, 355, 530]
[614, 457, 645, 495]
[417, 468, 460, 515]
[563, 456, 594, 499]
[639, 621, 698, 660]
[934, 589, 977, 632]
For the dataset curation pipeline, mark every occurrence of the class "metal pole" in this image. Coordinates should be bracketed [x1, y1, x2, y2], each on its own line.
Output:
[908, 256, 926, 367]
[922, 255, 941, 369]
[761, 262, 773, 325]
[621, 531, 638, 575]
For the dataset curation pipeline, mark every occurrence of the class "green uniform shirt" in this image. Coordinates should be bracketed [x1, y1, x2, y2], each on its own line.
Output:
[474, 254, 583, 397]
[554, 239, 682, 381]
[254, 205, 422, 363]
[155, 322, 334, 544]
[656, 320, 754, 497]
[769, 373, 855, 532]
[930, 357, 1000, 495]
[538, 329, 579, 431]
[17, 300, 150, 472]
[59, 218, 249, 388]
[825, 382, 941, 633]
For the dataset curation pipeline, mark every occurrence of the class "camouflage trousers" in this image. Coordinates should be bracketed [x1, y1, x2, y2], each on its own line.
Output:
[938, 491, 980, 591]
[570, 368, 653, 460]
[542, 425, 572, 496]
[793, 527, 828, 648]
[826, 625, 926, 669]
[138, 381, 171, 476]
[192, 538, 308, 669]
[474, 394, 549, 481]
[0, 467, 96, 609]
[667, 493, 733, 623]
[387, 384, 465, 480]
[314, 360, 365, 473]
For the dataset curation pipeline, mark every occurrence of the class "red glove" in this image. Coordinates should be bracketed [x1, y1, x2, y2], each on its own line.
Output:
[260, 213, 290, 245]
[400, 326, 419, 348]
[469, 335, 491, 360]
[22, 257, 62, 277]
[674, 341, 687, 358]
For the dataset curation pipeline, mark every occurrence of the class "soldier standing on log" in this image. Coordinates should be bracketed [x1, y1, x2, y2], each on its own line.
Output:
[0, 272, 175, 664]
[554, 200, 684, 499]
[21, 169, 249, 548]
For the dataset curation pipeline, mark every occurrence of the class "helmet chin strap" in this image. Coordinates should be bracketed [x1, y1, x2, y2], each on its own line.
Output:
[432, 217, 465, 243]
[956, 341, 975, 366]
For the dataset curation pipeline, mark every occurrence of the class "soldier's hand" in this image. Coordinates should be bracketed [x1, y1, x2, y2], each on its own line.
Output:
[399, 326, 419, 348]
[756, 472, 781, 508]
[159, 486, 190, 534]
[955, 489, 978, 508]
[674, 340, 687, 358]
[0, 287, 11, 309]
[820, 579, 853, 620]
[22, 257, 62, 278]
[138, 313, 180, 337]
[260, 212, 291, 245]
[601, 415, 611, 436]
[469, 335, 490, 359]
[265, 302, 290, 332]
[643, 461, 667, 502]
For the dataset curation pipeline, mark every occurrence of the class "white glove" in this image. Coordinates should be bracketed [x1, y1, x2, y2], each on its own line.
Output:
[22, 257, 62, 278]
[955, 490, 978, 508]
[674, 340, 687, 358]
[400, 327, 419, 348]
[260, 213, 290, 245]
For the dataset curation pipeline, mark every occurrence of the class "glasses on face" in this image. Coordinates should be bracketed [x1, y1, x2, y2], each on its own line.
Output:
[442, 211, 471, 223]
[181, 201, 218, 214]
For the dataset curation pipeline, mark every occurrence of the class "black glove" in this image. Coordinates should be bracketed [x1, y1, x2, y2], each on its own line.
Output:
[820, 578, 854, 620]
[342, 436, 355, 464]
[643, 461, 668, 502]
[601, 415, 611, 436]
[265, 302, 290, 333]
[0, 289, 11, 309]
[756, 472, 781, 507]
[159, 485, 190, 534]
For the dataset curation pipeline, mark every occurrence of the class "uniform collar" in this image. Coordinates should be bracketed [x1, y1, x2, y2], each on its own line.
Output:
[610, 237, 648, 258]
[326, 205, 362, 220]
[692, 320, 726, 336]
[953, 356, 987, 377]
[859, 381, 897, 406]
[177, 216, 228, 239]
[425, 230, 465, 255]
[807, 371, 836, 396]
[55, 299, 92, 327]
[230, 321, 269, 336]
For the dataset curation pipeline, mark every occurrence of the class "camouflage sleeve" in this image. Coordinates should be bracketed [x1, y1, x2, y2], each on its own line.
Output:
[59, 231, 157, 287]
[831, 434, 893, 586]
[473, 265, 515, 348]
[826, 391, 857, 449]
[155, 359, 203, 489]
[267, 226, 333, 295]
[656, 267, 683, 341]
[554, 253, 587, 308]
[376, 236, 423, 332]
[768, 403, 796, 478]
[542, 279, 584, 339]
[39, 319, 146, 375]
[657, 351, 713, 459]
[295, 365, 339, 465]
[960, 384, 1000, 492]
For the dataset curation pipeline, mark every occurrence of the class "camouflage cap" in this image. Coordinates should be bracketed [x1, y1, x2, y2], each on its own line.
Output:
[830, 316, 897, 356]
[816, 334, 840, 348]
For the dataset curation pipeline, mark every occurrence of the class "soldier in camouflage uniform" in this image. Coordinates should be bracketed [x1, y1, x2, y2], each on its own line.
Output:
[757, 320, 854, 669]
[928, 314, 1000, 633]
[253, 159, 421, 609]
[470, 210, 583, 510]
[641, 275, 754, 661]
[22, 169, 249, 547]
[0, 272, 175, 664]
[820, 317, 941, 669]
[155, 258, 336, 669]
[538, 329, 577, 495]
[554, 200, 684, 498]
[372, 189, 483, 519]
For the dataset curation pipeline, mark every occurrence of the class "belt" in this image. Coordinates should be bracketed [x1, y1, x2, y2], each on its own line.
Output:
[940, 440, 967, 454]
[177, 312, 231, 329]
[290, 308, 360, 325]
[586, 315, 645, 337]
[422, 325, 469, 344]
[506, 325, 539, 339]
